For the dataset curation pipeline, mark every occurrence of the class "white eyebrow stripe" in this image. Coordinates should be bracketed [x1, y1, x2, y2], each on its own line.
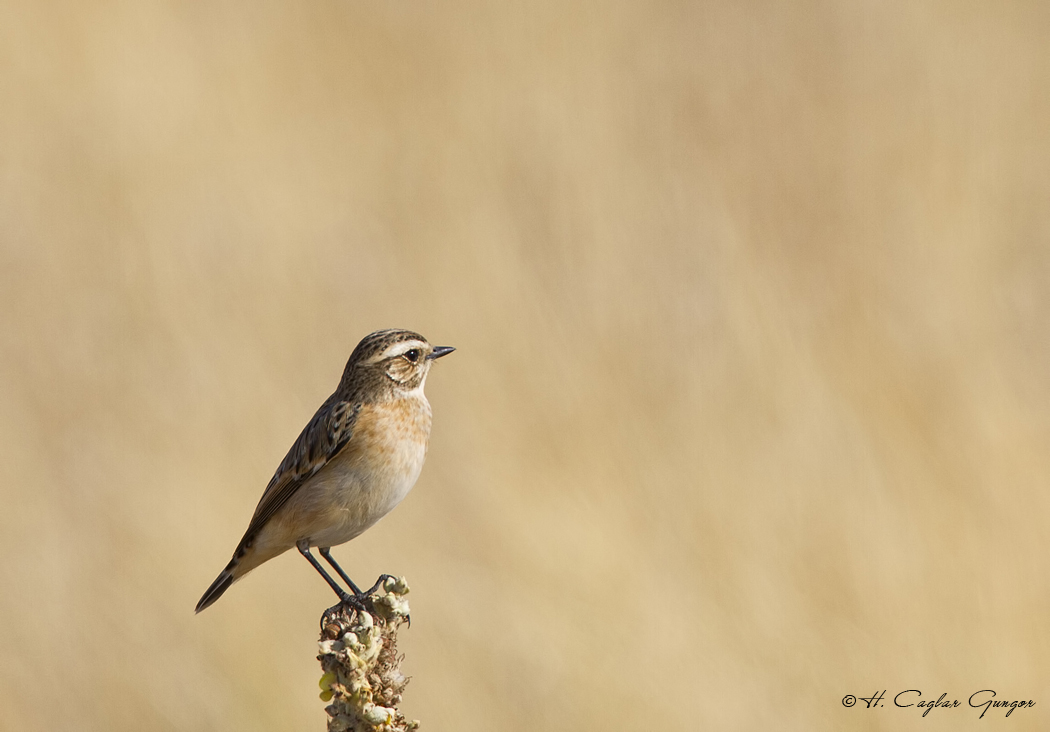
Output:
[379, 340, 429, 359]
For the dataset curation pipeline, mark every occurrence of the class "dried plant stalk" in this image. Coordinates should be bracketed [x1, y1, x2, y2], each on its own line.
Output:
[316, 577, 418, 732]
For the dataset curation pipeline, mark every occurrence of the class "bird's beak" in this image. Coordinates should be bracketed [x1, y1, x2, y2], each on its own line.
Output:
[427, 346, 455, 360]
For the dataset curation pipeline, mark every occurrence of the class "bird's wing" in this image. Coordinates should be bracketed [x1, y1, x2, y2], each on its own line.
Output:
[234, 397, 360, 552]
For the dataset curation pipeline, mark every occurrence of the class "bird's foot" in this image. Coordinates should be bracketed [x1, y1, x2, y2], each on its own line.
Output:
[324, 575, 392, 616]
[321, 593, 368, 622]
[360, 574, 396, 598]
[339, 590, 372, 613]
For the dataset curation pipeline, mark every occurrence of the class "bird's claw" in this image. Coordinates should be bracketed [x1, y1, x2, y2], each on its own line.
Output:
[321, 574, 399, 621]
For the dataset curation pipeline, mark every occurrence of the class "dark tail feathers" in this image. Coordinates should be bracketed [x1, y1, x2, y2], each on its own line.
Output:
[195, 563, 236, 614]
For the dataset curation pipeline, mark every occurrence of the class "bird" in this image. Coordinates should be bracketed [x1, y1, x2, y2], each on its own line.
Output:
[195, 328, 454, 614]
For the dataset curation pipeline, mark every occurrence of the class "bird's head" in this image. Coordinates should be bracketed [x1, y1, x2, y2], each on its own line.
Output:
[343, 329, 455, 394]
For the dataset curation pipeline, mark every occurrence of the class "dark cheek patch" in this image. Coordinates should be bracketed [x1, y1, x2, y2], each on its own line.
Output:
[386, 360, 414, 383]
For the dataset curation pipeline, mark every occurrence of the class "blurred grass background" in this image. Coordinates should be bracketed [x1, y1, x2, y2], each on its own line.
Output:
[2, 1, 1049, 730]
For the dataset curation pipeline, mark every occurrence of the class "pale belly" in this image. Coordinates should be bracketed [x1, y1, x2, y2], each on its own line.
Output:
[304, 435, 428, 547]
[254, 395, 432, 553]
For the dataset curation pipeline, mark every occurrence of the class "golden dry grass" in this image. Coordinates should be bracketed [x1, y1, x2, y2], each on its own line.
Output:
[1, 1, 1049, 730]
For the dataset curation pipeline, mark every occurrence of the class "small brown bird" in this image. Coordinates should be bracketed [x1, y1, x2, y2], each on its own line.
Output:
[196, 329, 454, 613]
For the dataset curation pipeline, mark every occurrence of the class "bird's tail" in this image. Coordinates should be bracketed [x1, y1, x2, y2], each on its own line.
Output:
[195, 559, 238, 614]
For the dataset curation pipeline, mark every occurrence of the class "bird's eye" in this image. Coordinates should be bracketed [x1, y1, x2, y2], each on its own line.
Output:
[404, 349, 420, 363]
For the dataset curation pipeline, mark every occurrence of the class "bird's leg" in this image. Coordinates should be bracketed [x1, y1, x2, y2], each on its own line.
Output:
[296, 541, 365, 611]
[318, 547, 365, 596]
[319, 547, 394, 600]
